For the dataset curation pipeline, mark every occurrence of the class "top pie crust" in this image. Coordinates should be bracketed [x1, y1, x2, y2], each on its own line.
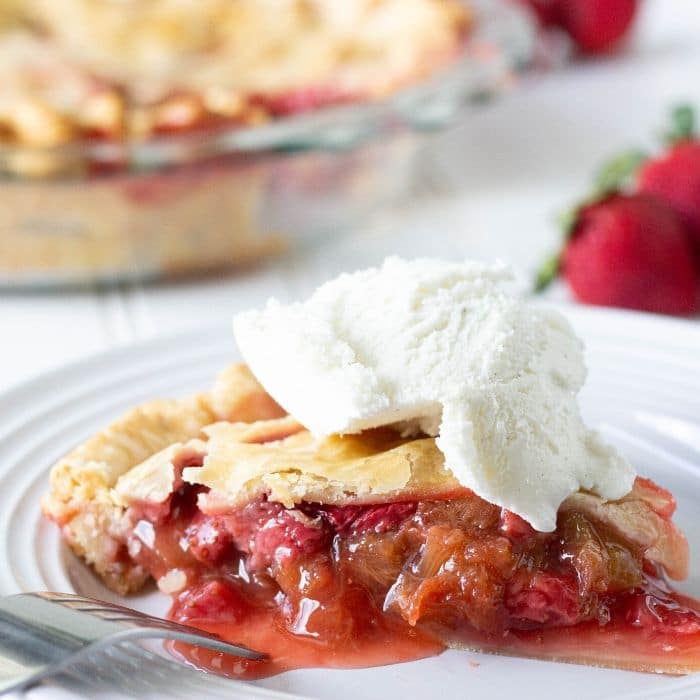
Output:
[112, 420, 465, 513]
[187, 424, 464, 511]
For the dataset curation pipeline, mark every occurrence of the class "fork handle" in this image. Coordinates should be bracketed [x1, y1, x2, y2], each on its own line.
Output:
[0, 604, 78, 694]
[0, 595, 118, 695]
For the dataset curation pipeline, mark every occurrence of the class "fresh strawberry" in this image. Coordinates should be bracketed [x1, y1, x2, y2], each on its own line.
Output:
[638, 107, 700, 248]
[638, 141, 700, 246]
[562, 194, 698, 315]
[519, 0, 562, 27]
[558, 0, 638, 54]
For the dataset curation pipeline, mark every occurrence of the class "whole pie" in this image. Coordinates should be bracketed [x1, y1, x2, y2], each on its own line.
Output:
[0, 0, 471, 162]
[44, 362, 700, 678]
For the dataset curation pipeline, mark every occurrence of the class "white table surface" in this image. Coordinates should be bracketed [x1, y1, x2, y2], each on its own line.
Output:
[3, 0, 700, 394]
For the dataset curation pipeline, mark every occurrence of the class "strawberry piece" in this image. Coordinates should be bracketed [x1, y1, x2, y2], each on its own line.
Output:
[224, 501, 328, 572]
[558, 0, 638, 54]
[172, 579, 250, 623]
[638, 140, 700, 249]
[506, 572, 583, 627]
[623, 583, 700, 636]
[320, 502, 417, 534]
[185, 512, 234, 566]
[500, 510, 535, 539]
[562, 193, 698, 315]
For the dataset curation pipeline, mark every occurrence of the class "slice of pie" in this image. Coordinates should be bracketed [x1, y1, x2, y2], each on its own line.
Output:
[43, 361, 700, 679]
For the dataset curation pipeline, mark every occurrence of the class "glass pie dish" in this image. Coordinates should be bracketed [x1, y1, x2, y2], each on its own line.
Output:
[0, 0, 534, 288]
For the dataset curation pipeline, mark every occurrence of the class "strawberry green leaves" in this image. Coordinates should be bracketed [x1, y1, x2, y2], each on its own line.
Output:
[594, 149, 647, 195]
[663, 104, 696, 145]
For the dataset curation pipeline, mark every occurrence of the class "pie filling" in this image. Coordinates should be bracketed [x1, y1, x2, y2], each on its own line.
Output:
[119, 451, 700, 679]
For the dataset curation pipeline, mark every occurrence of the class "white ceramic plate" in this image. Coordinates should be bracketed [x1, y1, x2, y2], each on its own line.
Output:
[2, 306, 700, 700]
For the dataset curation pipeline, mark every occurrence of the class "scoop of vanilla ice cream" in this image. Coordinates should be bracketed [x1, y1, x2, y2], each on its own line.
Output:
[233, 257, 635, 531]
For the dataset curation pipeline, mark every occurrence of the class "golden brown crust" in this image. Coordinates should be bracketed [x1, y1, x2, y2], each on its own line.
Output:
[191, 424, 464, 513]
[208, 363, 285, 423]
[41, 363, 279, 593]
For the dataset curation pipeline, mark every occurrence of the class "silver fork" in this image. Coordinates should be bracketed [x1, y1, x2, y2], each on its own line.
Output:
[0, 592, 266, 696]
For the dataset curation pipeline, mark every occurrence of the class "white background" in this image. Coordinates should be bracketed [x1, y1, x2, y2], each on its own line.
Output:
[3, 0, 700, 392]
